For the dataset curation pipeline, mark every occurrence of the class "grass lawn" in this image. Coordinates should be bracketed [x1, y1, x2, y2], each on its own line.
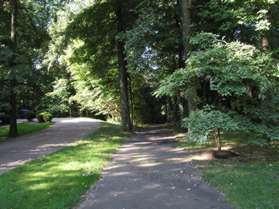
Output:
[0, 122, 51, 141]
[179, 133, 279, 209]
[0, 123, 130, 209]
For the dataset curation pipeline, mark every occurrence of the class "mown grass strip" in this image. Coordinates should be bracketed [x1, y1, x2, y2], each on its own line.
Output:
[0, 122, 51, 141]
[0, 123, 130, 209]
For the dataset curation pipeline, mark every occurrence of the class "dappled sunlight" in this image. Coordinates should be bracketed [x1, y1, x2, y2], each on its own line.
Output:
[0, 160, 30, 173]
[118, 144, 139, 151]
[148, 135, 176, 141]
[62, 161, 93, 171]
[137, 162, 162, 168]
[38, 143, 75, 149]
[104, 164, 125, 170]
[131, 156, 154, 163]
[28, 182, 51, 191]
[183, 152, 214, 162]
[133, 141, 152, 146]
[58, 118, 101, 124]
[106, 171, 131, 177]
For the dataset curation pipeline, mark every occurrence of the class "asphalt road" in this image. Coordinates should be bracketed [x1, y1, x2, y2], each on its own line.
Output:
[0, 118, 102, 174]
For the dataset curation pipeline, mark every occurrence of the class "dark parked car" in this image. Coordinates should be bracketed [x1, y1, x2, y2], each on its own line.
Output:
[19, 108, 36, 121]
[19, 108, 30, 119]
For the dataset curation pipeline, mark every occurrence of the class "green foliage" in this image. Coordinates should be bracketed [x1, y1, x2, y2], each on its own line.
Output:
[183, 108, 239, 142]
[195, 0, 279, 43]
[0, 0, 66, 124]
[157, 33, 278, 98]
[1, 0, 279, 134]
[38, 79, 73, 116]
[44, 2, 122, 119]
[230, 112, 279, 142]
[43, 0, 166, 123]
[37, 112, 53, 123]
[190, 32, 220, 50]
[157, 32, 279, 143]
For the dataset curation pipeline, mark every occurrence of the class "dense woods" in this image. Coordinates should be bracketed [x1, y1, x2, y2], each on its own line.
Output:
[0, 0, 278, 142]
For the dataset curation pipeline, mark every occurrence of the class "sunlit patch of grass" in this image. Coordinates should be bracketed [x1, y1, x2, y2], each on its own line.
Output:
[200, 158, 279, 209]
[179, 132, 279, 209]
[0, 122, 51, 141]
[0, 123, 130, 209]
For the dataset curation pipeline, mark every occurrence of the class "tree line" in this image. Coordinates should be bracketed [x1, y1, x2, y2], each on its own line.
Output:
[0, 0, 278, 143]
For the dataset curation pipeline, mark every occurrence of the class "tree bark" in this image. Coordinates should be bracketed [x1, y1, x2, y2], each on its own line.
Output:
[128, 76, 134, 127]
[181, 0, 191, 61]
[174, 7, 187, 124]
[115, 1, 133, 131]
[180, 0, 198, 114]
[9, 0, 18, 137]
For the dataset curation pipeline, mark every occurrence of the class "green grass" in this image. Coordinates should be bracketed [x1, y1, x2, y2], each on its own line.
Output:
[179, 133, 279, 209]
[202, 160, 279, 209]
[0, 122, 51, 141]
[0, 123, 130, 209]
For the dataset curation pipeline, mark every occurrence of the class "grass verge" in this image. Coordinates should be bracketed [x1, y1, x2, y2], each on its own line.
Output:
[0, 123, 130, 209]
[179, 133, 279, 209]
[0, 122, 51, 141]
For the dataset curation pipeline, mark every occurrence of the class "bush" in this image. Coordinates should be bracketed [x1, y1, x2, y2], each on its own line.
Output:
[37, 112, 53, 123]
[183, 108, 239, 151]
[26, 111, 36, 122]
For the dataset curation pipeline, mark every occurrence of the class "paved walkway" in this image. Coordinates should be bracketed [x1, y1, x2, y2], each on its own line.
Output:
[0, 118, 102, 174]
[76, 128, 231, 209]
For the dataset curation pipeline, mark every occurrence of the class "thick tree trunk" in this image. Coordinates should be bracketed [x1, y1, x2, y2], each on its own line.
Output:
[116, 1, 133, 131]
[181, 0, 198, 114]
[9, 0, 18, 137]
[181, 0, 191, 61]
[175, 8, 187, 124]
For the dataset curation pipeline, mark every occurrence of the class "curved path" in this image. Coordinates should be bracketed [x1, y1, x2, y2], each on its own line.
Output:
[0, 118, 102, 174]
[77, 128, 231, 209]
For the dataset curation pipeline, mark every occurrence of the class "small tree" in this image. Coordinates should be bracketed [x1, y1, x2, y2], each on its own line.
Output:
[183, 109, 239, 151]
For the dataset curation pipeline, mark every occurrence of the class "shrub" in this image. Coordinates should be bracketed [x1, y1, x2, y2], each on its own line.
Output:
[37, 112, 53, 123]
[183, 108, 239, 151]
[26, 111, 36, 122]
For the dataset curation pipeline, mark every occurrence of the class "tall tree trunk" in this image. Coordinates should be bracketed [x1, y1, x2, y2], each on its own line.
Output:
[175, 7, 187, 124]
[116, 1, 133, 131]
[181, 0, 198, 114]
[9, 0, 18, 137]
[181, 0, 191, 61]
[128, 76, 135, 126]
